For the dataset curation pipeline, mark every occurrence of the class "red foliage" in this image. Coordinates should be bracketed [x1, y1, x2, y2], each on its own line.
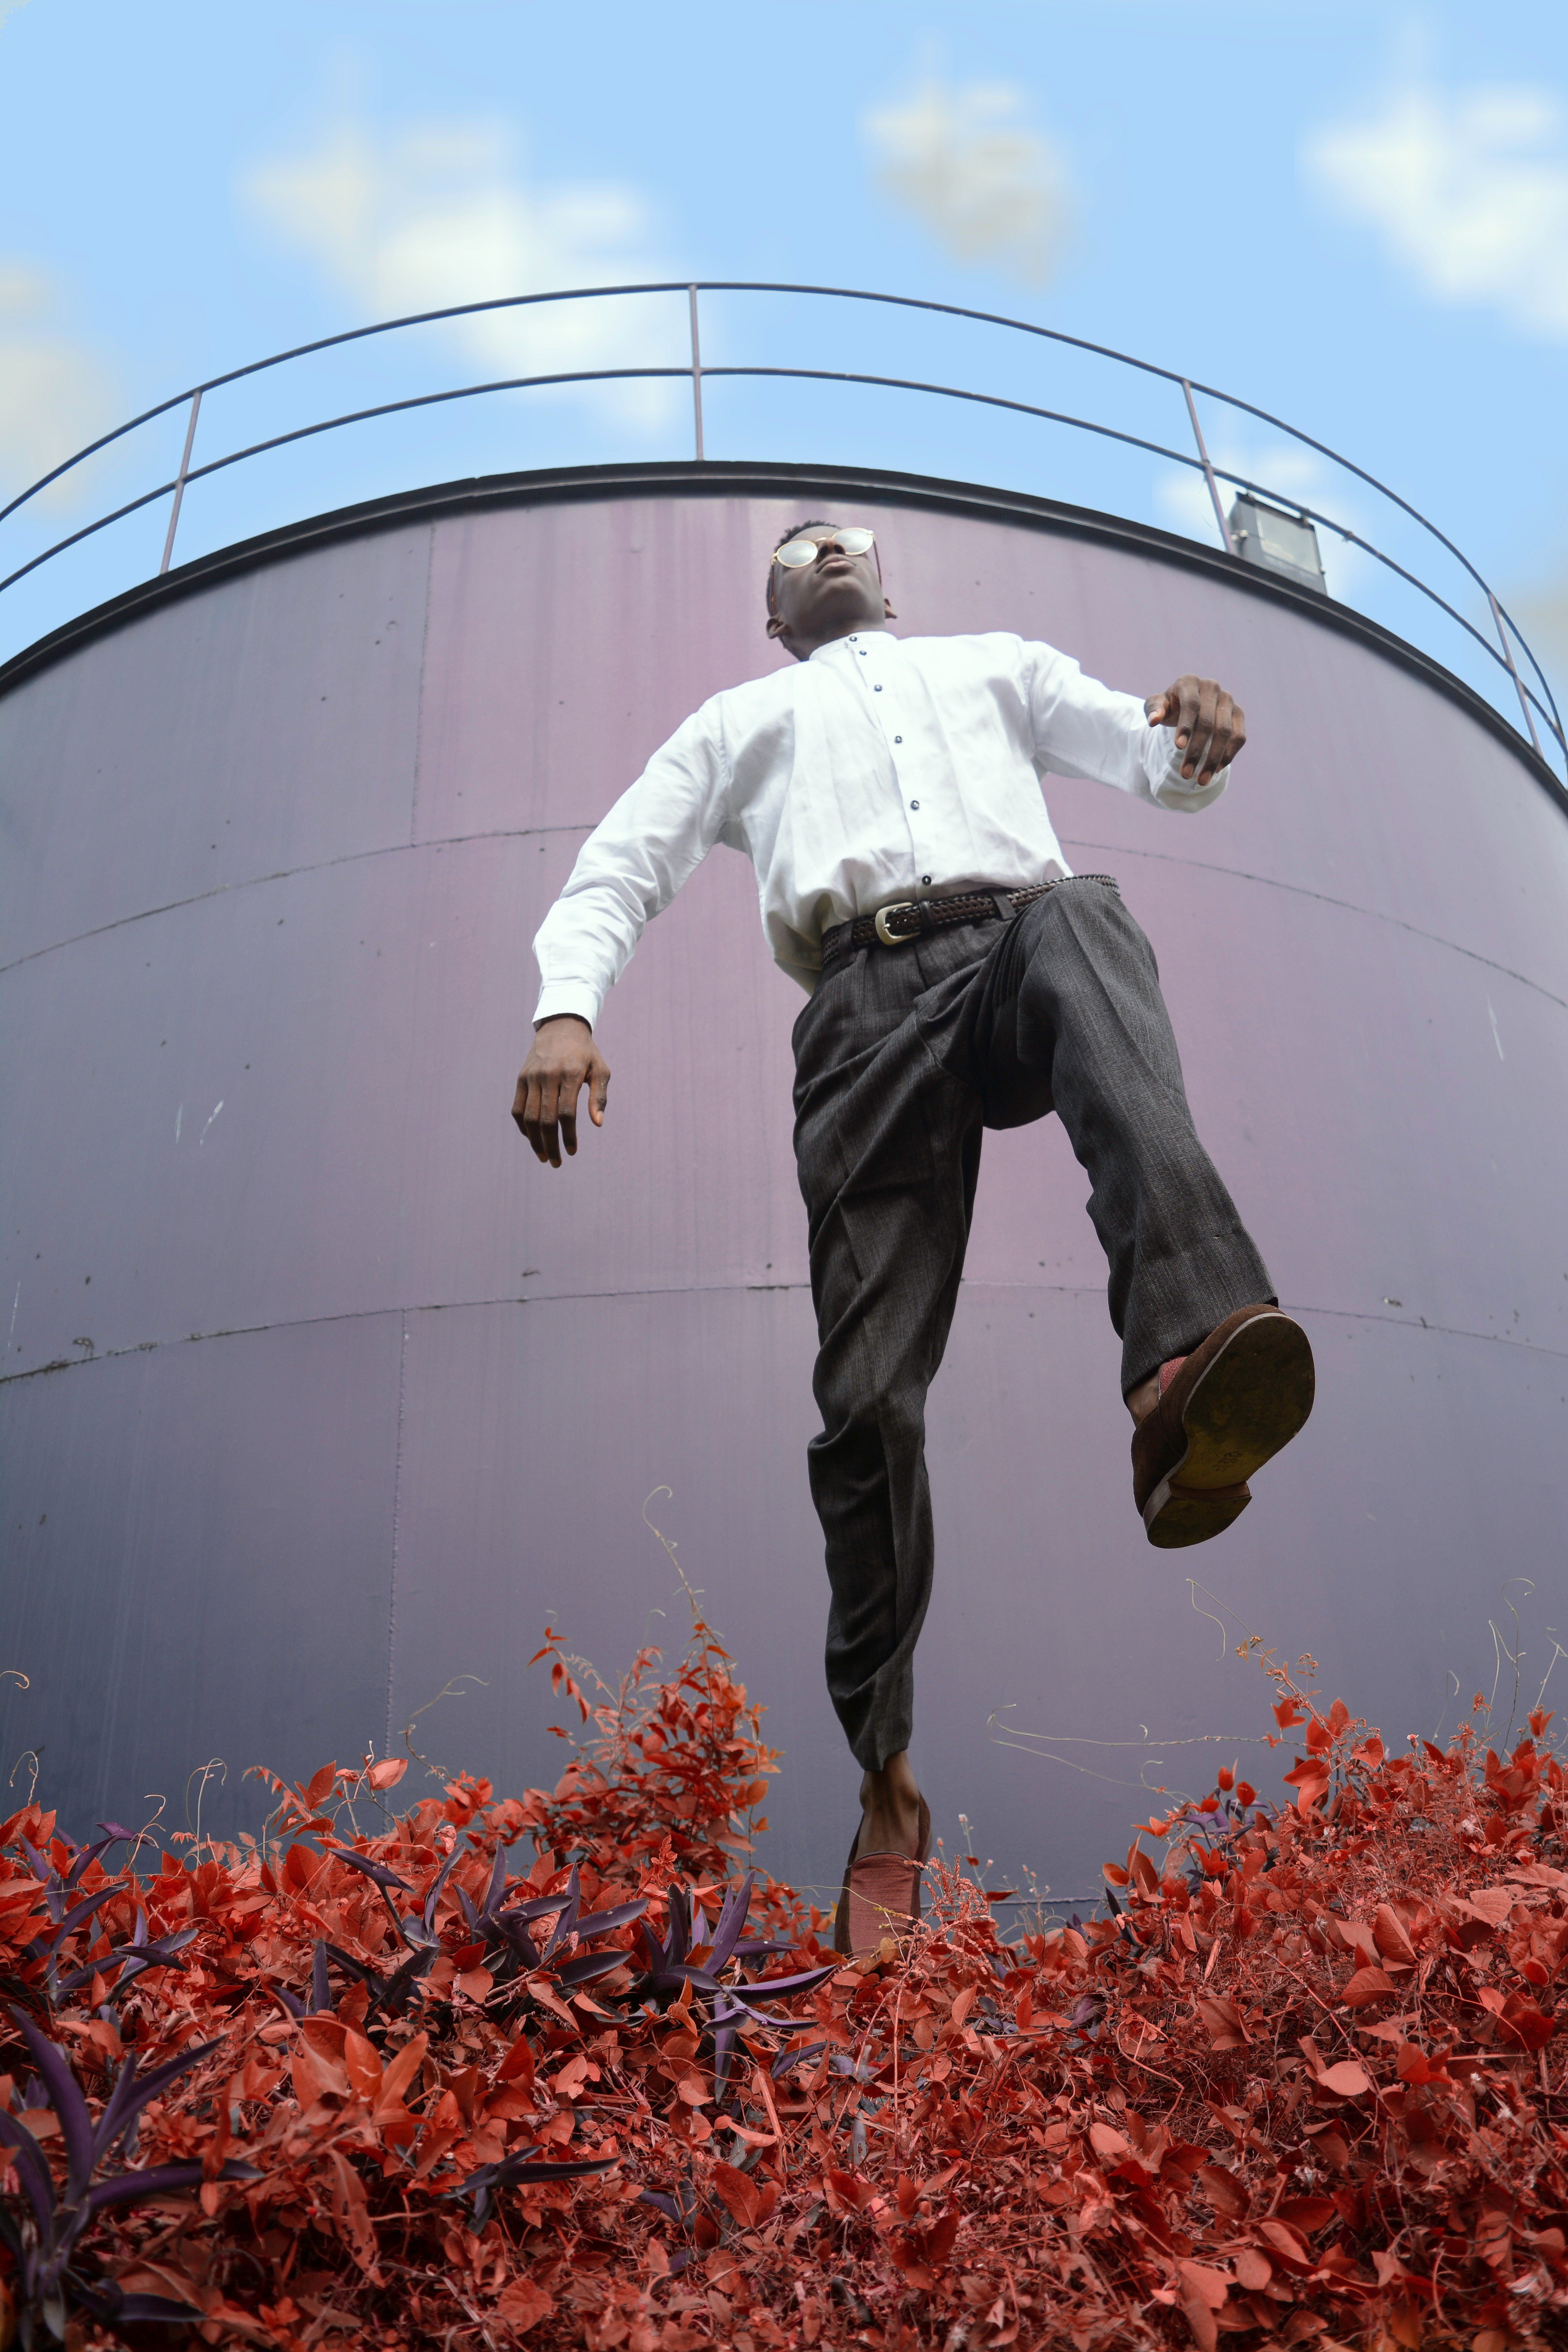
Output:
[2, 1611, 1567, 2350]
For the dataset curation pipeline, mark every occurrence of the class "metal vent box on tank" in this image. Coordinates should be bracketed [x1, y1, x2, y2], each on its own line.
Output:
[1227, 494, 1327, 593]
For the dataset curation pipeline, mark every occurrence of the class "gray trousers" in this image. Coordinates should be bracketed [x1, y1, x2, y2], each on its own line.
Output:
[790, 878, 1274, 1771]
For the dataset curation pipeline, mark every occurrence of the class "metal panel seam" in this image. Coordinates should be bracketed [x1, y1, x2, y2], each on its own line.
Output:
[5, 822, 1565, 1018]
[385, 1311, 409, 1754]
[1056, 837, 1568, 1015]
[4, 1289, 1566, 1391]
[409, 524, 435, 850]
[0, 824, 595, 977]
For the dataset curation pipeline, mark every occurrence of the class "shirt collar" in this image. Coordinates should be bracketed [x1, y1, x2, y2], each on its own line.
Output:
[808, 628, 899, 663]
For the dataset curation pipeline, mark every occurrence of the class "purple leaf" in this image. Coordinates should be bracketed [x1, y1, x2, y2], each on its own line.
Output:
[638, 2189, 680, 2221]
[495, 1911, 542, 1968]
[573, 1898, 648, 1944]
[708, 1874, 754, 1974]
[772, 2039, 826, 2080]
[9, 2006, 93, 2199]
[0, 2105, 56, 2228]
[91, 2035, 224, 2171]
[729, 1964, 835, 2003]
[479, 1846, 508, 1922]
[420, 1838, 470, 1936]
[325, 1846, 412, 1893]
[540, 1867, 582, 1963]
[555, 1947, 630, 1988]
[85, 2157, 260, 2216]
[25, 1883, 119, 1963]
[506, 1890, 572, 1923]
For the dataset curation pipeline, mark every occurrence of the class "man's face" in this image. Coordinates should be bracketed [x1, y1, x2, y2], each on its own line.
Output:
[767, 525, 890, 656]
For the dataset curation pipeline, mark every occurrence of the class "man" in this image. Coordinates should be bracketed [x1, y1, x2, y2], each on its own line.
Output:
[513, 520, 1313, 1955]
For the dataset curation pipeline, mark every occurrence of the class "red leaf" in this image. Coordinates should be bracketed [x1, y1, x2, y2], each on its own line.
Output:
[1194, 1995, 1250, 2049]
[823, 2168, 875, 2215]
[1198, 2162, 1248, 2220]
[1274, 2194, 1337, 2231]
[494, 2279, 555, 2331]
[1257, 2218, 1312, 2269]
[711, 2160, 760, 2229]
[1498, 1996, 1556, 2052]
[919, 2207, 960, 2265]
[1340, 1966, 1399, 2007]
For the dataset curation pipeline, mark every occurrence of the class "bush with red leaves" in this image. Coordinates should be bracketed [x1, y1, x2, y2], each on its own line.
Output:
[2, 1599, 1566, 2351]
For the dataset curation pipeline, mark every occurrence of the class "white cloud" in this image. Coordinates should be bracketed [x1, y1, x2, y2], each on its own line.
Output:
[0, 264, 117, 505]
[243, 119, 683, 430]
[1509, 576, 1568, 716]
[1304, 83, 1568, 339]
[862, 79, 1071, 287]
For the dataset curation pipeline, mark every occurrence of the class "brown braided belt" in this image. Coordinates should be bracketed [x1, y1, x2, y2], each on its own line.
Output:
[819, 873, 1119, 965]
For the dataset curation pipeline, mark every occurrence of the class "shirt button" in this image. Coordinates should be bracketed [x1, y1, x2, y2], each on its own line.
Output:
[893, 735, 902, 744]
[873, 683, 882, 691]
[909, 799, 920, 810]
[922, 874, 933, 885]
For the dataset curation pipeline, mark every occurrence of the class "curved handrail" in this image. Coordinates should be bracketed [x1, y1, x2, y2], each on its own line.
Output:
[2, 279, 1561, 774]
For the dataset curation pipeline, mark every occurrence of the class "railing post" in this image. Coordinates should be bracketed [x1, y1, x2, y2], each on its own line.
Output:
[1181, 379, 1234, 555]
[159, 388, 203, 575]
[1487, 592, 1545, 759]
[688, 285, 704, 462]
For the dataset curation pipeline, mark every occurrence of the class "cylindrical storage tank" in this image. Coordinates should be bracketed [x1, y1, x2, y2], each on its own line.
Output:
[3, 461, 1565, 1904]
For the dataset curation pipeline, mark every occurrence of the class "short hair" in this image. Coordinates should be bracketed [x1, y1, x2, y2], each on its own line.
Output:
[765, 518, 836, 618]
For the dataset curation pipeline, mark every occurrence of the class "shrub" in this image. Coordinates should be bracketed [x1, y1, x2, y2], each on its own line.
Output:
[1, 1599, 1564, 2349]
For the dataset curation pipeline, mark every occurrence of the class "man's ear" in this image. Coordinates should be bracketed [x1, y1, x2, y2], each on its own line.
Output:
[766, 613, 788, 641]
[883, 597, 897, 620]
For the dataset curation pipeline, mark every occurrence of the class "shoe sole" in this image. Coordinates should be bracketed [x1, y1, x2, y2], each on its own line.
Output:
[1143, 1312, 1315, 1550]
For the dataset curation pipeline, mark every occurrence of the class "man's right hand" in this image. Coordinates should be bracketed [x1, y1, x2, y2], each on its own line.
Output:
[512, 1016, 611, 1167]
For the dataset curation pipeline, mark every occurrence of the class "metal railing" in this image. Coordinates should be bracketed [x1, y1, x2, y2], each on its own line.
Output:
[2, 280, 1562, 776]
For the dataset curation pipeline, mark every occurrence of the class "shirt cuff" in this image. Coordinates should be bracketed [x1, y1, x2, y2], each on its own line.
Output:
[532, 981, 602, 1029]
[1148, 726, 1229, 811]
[1154, 768, 1229, 812]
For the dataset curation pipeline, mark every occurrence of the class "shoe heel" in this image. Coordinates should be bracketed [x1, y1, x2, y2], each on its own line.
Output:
[1143, 1474, 1252, 1550]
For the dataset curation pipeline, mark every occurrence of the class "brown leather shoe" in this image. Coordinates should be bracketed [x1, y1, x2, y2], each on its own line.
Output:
[1131, 1305, 1314, 1549]
[833, 1796, 931, 1958]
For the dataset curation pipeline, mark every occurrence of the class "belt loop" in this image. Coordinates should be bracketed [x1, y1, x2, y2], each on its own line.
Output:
[917, 900, 937, 935]
[991, 889, 1016, 924]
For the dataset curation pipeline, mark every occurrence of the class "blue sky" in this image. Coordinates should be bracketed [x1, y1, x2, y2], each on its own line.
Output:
[2, 0, 1566, 753]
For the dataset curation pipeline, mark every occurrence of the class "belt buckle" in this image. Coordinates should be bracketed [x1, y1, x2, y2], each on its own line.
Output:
[873, 900, 918, 946]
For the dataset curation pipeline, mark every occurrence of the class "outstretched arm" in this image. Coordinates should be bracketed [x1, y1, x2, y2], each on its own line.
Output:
[512, 699, 731, 1170]
[1023, 642, 1242, 810]
[1143, 674, 1246, 787]
[512, 1015, 611, 1169]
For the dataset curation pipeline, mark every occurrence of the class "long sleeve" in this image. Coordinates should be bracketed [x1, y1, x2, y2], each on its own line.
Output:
[1023, 641, 1229, 813]
[531, 701, 731, 1028]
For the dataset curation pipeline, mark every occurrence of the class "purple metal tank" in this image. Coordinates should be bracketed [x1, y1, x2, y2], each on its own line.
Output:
[3, 462, 1566, 1910]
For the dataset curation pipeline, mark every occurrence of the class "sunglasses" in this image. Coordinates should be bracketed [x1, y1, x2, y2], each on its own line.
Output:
[771, 526, 877, 569]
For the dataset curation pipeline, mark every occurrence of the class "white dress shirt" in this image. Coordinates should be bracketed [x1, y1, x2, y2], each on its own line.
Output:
[532, 628, 1228, 1027]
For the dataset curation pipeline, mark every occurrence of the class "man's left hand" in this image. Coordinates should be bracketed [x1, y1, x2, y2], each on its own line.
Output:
[1144, 675, 1245, 784]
